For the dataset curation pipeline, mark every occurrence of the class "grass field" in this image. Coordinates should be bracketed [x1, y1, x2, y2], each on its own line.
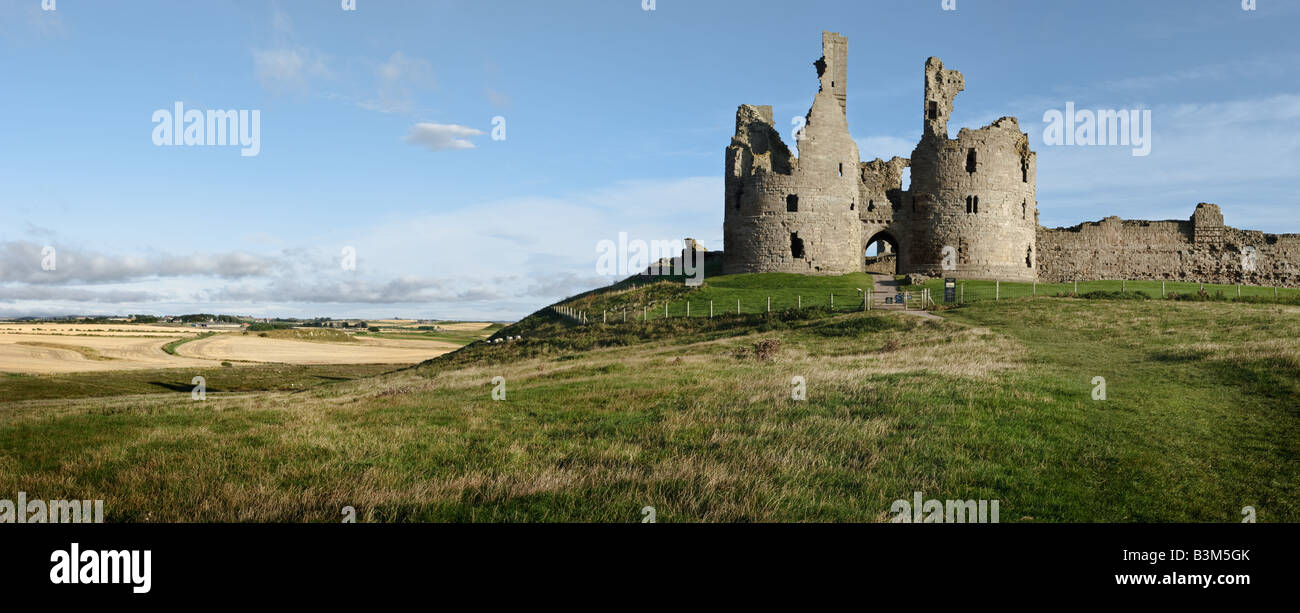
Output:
[0, 363, 400, 402]
[904, 277, 1300, 304]
[558, 273, 1300, 319]
[0, 275, 1294, 522]
[358, 323, 504, 346]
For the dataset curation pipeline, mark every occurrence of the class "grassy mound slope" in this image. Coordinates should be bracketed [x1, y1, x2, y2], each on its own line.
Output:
[1, 278, 1294, 522]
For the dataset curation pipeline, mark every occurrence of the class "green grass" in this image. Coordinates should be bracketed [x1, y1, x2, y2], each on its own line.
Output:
[552, 274, 1300, 322]
[560, 272, 882, 320]
[0, 363, 399, 402]
[161, 332, 215, 355]
[903, 278, 1300, 304]
[358, 324, 501, 346]
[1, 277, 1295, 522]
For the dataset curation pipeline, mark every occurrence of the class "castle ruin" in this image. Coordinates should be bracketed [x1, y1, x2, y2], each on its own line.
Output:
[722, 32, 1300, 287]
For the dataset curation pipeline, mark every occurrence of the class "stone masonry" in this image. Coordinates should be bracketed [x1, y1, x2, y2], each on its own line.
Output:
[1038, 204, 1300, 285]
[721, 32, 1299, 287]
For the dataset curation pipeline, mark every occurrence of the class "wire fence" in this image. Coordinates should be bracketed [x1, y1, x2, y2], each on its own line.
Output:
[554, 288, 936, 324]
[552, 279, 1298, 325]
[944, 279, 1295, 304]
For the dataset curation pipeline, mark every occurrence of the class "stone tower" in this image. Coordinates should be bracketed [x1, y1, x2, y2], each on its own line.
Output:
[719, 33, 1297, 288]
[905, 58, 1039, 282]
[722, 34, 1038, 282]
[723, 32, 864, 275]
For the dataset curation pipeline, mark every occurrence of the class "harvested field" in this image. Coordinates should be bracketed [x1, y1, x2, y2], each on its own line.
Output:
[0, 323, 207, 337]
[0, 333, 218, 373]
[176, 333, 457, 365]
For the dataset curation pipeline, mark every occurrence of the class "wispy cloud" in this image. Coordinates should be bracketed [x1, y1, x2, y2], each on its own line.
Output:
[356, 51, 436, 114]
[0, 0, 65, 42]
[404, 122, 485, 151]
[252, 47, 331, 94]
[0, 242, 277, 285]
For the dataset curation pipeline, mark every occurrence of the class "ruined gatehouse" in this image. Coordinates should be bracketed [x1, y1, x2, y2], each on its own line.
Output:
[721, 31, 1300, 286]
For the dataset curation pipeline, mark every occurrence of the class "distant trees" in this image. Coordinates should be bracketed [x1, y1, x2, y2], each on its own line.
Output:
[177, 314, 242, 323]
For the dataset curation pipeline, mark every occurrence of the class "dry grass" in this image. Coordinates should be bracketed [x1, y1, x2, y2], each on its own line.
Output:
[0, 298, 1295, 522]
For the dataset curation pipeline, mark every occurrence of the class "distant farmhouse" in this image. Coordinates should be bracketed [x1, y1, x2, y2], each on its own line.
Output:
[719, 32, 1300, 286]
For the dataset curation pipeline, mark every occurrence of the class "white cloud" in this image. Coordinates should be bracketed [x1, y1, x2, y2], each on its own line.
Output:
[404, 123, 486, 151]
[1026, 93, 1300, 232]
[0, 177, 722, 320]
[0, 242, 277, 284]
[252, 47, 331, 94]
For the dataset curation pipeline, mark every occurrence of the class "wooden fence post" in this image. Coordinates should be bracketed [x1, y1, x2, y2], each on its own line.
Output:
[830, 293, 834, 310]
[767, 296, 771, 313]
[709, 300, 713, 319]
[996, 280, 1000, 301]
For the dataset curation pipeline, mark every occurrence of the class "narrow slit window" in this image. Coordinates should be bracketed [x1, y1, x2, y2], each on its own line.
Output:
[786, 194, 798, 212]
[966, 148, 977, 173]
[927, 101, 938, 120]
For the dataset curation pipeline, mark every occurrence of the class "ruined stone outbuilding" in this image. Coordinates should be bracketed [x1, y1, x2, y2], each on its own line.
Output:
[721, 31, 1300, 287]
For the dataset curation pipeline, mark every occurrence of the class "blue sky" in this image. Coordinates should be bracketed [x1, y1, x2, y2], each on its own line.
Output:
[1, 0, 1297, 320]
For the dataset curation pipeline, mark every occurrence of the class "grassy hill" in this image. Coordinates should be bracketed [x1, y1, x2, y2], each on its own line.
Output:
[0, 272, 1296, 522]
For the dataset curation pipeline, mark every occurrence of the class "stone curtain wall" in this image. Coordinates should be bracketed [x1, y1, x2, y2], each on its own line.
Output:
[1037, 204, 1300, 286]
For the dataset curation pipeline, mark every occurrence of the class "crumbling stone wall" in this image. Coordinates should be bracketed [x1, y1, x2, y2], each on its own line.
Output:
[859, 156, 909, 253]
[906, 58, 1038, 282]
[1038, 203, 1300, 285]
[720, 33, 1297, 288]
[723, 32, 864, 275]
